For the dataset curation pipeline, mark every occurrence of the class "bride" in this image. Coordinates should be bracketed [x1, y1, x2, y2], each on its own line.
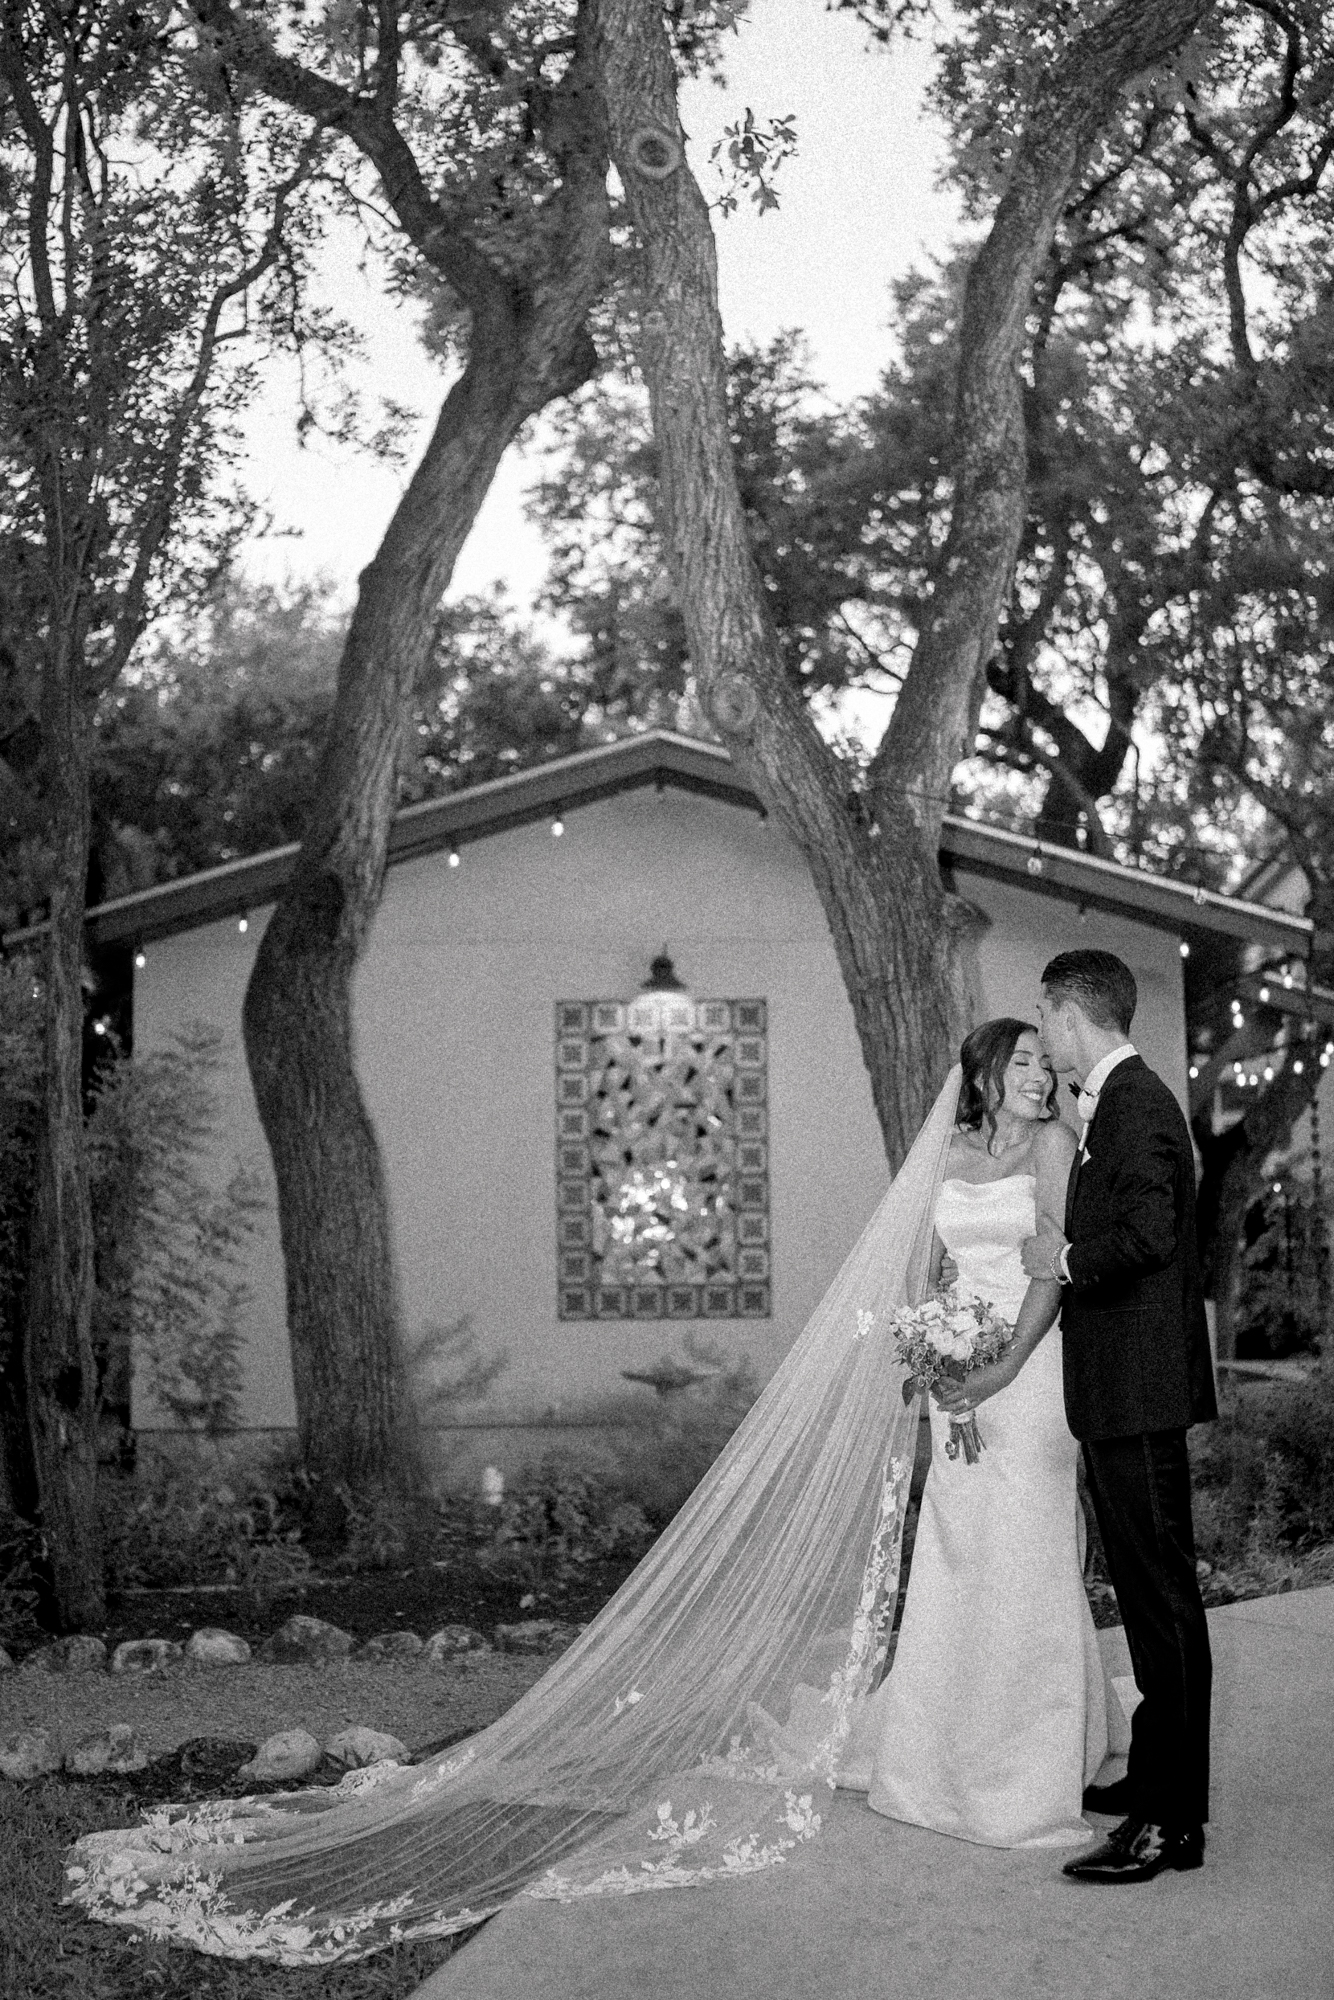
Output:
[840, 1017, 1106, 1845]
[65, 1022, 1107, 1965]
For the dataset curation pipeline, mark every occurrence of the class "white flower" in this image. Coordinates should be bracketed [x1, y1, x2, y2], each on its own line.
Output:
[948, 1310, 976, 1334]
[854, 1308, 875, 1341]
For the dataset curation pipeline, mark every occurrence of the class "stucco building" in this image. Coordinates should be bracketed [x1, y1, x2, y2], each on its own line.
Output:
[21, 732, 1311, 1481]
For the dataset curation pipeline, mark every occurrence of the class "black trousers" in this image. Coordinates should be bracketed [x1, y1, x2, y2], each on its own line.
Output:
[1082, 1428, 1212, 1829]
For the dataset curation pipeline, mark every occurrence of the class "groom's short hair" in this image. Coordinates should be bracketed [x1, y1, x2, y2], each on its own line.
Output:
[1041, 950, 1137, 1034]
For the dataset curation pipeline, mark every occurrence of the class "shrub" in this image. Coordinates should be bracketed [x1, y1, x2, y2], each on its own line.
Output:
[1189, 1359, 1334, 1594]
[1233, 1182, 1328, 1360]
[98, 1456, 311, 1607]
[594, 1339, 763, 1528]
[470, 1461, 656, 1597]
[86, 1022, 266, 1435]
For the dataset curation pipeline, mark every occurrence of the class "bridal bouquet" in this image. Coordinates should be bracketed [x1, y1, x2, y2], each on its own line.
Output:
[889, 1287, 1015, 1465]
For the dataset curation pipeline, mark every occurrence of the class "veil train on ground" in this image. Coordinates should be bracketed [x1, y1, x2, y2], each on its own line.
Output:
[64, 1071, 963, 1965]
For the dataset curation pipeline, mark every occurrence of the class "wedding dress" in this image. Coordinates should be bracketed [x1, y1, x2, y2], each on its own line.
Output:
[840, 1173, 1107, 1846]
[63, 1069, 1097, 1967]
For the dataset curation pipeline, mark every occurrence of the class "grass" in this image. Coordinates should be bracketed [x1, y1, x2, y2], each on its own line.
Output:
[0, 1775, 475, 2000]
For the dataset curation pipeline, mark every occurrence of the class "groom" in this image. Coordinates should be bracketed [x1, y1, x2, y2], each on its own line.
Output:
[1022, 948, 1217, 1884]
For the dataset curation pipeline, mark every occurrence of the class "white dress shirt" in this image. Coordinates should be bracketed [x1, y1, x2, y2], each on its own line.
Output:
[1057, 1043, 1137, 1281]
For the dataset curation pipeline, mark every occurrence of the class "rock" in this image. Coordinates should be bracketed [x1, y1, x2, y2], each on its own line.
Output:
[354, 1630, 424, 1661]
[184, 1627, 252, 1667]
[238, 1727, 323, 1783]
[260, 1615, 354, 1665]
[494, 1619, 581, 1655]
[65, 1725, 148, 1776]
[26, 1634, 107, 1674]
[0, 1727, 63, 1780]
[323, 1726, 408, 1770]
[423, 1624, 491, 1666]
[110, 1637, 183, 1675]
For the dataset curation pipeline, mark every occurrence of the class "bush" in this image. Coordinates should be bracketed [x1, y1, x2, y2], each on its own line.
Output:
[1189, 1359, 1334, 1595]
[1233, 1182, 1328, 1360]
[468, 1460, 656, 1597]
[86, 1022, 266, 1435]
[593, 1342, 763, 1528]
[98, 1456, 311, 1613]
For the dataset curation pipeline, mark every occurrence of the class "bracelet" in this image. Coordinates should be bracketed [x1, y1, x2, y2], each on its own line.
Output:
[1048, 1252, 1064, 1283]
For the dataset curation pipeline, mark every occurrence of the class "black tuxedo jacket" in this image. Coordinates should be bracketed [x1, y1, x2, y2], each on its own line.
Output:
[1061, 1054, 1218, 1442]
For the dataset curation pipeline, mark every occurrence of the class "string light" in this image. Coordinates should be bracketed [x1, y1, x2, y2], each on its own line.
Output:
[551, 815, 565, 838]
[1026, 846, 1043, 875]
[1273, 1181, 1283, 1195]
[1189, 1064, 1199, 1079]
[134, 949, 146, 969]
[238, 916, 249, 934]
[1264, 1066, 1274, 1081]
[1294, 1060, 1305, 1074]
[1259, 985, 1271, 1002]
[448, 847, 461, 868]
[92, 1019, 106, 1037]
[1180, 941, 1190, 958]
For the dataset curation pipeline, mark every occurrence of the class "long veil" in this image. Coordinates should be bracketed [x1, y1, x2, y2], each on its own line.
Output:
[65, 1067, 962, 1965]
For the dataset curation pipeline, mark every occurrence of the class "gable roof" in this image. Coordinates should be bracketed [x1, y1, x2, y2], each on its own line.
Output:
[1, 729, 1312, 957]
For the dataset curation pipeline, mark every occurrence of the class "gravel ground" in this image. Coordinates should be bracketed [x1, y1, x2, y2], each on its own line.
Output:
[0, 1651, 549, 1762]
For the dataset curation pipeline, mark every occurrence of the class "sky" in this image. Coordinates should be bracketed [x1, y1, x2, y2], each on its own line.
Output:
[235, 0, 964, 620]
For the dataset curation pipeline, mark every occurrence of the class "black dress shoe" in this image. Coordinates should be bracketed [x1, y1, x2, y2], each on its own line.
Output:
[1082, 1775, 1134, 1814]
[1063, 1817, 1204, 1883]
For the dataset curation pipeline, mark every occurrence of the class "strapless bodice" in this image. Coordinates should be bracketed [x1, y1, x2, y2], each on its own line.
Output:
[934, 1173, 1035, 1325]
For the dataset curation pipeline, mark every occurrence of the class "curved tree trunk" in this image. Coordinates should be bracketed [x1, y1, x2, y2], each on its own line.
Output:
[23, 653, 104, 1628]
[231, 2, 610, 1511]
[591, 0, 1216, 1168]
[242, 302, 596, 1512]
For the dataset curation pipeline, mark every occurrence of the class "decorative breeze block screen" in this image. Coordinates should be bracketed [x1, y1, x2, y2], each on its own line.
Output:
[555, 995, 771, 1321]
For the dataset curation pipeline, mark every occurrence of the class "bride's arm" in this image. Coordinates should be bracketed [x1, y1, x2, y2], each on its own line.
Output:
[934, 1121, 1077, 1413]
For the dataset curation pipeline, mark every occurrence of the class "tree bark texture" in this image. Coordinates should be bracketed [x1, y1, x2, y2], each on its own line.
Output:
[590, 0, 1216, 1168]
[224, 7, 609, 1504]
[23, 656, 104, 1629]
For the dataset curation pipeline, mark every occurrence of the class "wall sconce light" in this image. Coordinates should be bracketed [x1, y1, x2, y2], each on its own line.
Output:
[642, 949, 687, 994]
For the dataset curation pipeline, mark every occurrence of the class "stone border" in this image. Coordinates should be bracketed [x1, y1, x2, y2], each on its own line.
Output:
[0, 1613, 583, 1783]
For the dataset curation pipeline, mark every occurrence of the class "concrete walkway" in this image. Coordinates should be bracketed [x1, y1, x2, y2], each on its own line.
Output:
[417, 1588, 1334, 2000]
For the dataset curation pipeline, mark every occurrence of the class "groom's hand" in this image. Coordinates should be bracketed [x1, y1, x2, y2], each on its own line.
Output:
[1021, 1230, 1068, 1281]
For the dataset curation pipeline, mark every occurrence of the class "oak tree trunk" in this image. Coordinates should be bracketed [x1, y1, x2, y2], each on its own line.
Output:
[23, 650, 104, 1629]
[225, 5, 609, 1515]
[591, 0, 1216, 1168]
[243, 318, 601, 1514]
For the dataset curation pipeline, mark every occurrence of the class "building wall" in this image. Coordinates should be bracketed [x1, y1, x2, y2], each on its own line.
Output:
[132, 789, 1187, 1482]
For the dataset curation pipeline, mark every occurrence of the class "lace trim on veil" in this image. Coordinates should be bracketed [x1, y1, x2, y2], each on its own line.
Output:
[64, 1070, 962, 1964]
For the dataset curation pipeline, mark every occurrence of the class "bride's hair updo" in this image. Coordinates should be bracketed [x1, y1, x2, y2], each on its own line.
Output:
[956, 1018, 1057, 1145]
